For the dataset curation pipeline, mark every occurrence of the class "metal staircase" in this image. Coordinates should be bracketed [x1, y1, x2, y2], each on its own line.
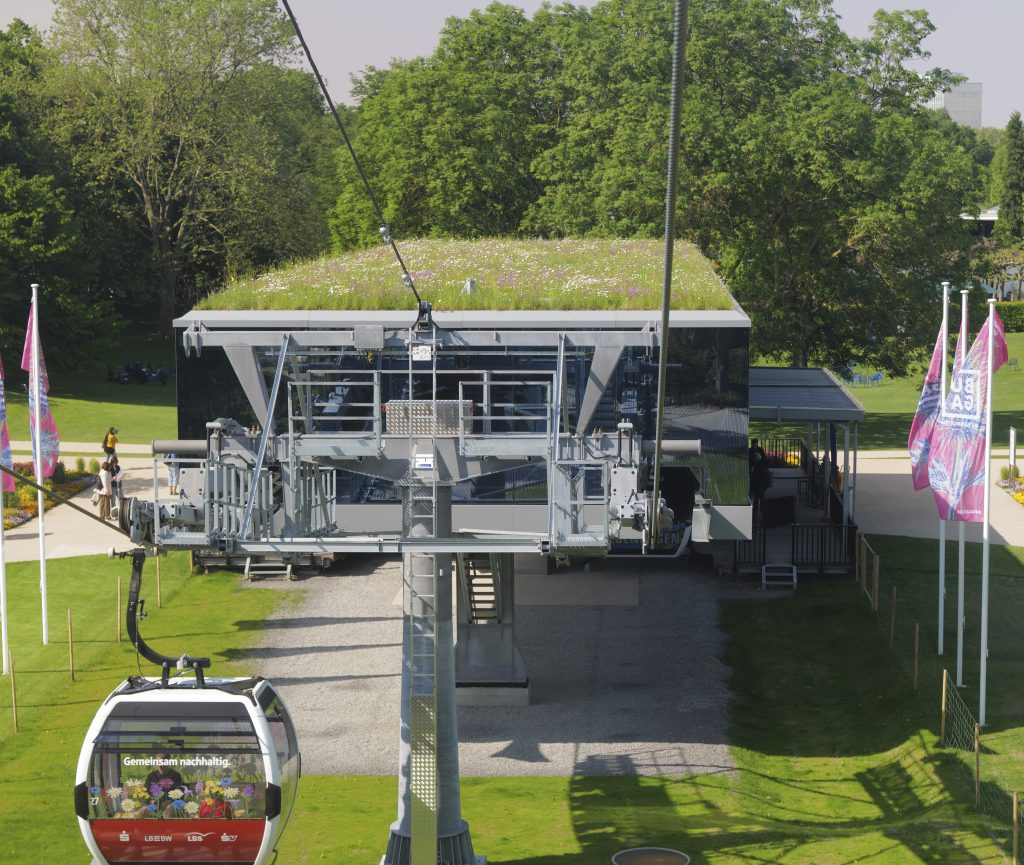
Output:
[458, 554, 501, 624]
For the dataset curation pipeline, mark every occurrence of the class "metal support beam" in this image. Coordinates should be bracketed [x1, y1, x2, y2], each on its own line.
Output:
[241, 334, 289, 539]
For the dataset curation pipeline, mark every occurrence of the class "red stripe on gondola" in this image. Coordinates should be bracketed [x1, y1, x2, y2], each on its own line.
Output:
[92, 818, 265, 862]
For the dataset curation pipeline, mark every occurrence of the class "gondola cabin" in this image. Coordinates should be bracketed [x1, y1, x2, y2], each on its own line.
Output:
[75, 676, 299, 865]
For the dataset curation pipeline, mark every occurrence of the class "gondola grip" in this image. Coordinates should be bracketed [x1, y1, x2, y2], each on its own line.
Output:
[74, 782, 89, 819]
[265, 783, 282, 819]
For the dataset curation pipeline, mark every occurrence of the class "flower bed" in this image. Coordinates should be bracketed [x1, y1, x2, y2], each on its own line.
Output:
[997, 467, 1024, 509]
[2, 461, 95, 530]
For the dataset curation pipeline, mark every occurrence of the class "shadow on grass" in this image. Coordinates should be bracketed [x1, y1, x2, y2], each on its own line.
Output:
[722, 582, 926, 757]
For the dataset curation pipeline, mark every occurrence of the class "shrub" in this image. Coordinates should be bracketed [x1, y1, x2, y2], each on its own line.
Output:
[52, 461, 66, 484]
[996, 301, 1024, 333]
[17, 485, 36, 509]
[75, 456, 85, 473]
[89, 457, 101, 474]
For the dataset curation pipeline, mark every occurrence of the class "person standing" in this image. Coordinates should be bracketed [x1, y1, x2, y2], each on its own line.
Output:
[109, 456, 124, 506]
[102, 426, 119, 459]
[98, 461, 113, 520]
[165, 453, 179, 496]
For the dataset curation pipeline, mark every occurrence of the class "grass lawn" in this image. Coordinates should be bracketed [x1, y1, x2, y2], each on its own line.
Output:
[753, 332, 1024, 450]
[276, 578, 1005, 864]
[6, 332, 177, 448]
[0, 553, 1012, 863]
[0, 553, 284, 863]
[859, 536, 1024, 803]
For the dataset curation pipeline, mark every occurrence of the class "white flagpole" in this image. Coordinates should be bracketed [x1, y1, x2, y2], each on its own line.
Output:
[937, 281, 949, 655]
[0, 502, 7, 674]
[979, 298, 996, 726]
[956, 289, 969, 687]
[30, 284, 48, 646]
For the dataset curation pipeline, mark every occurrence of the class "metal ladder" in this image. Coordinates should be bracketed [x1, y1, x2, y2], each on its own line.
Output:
[406, 322, 439, 864]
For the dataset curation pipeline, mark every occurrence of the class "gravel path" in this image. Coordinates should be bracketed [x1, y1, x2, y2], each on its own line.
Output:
[244, 556, 759, 778]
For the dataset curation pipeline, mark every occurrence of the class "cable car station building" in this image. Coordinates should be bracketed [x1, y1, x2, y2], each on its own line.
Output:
[122, 239, 861, 864]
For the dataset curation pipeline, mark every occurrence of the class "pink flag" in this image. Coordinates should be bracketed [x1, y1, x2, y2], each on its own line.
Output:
[20, 301, 60, 477]
[927, 310, 1008, 521]
[908, 327, 944, 490]
[0, 356, 14, 493]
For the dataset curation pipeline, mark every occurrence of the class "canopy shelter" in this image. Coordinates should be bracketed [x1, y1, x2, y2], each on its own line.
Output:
[748, 367, 865, 525]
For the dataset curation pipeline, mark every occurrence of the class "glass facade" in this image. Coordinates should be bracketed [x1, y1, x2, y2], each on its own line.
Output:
[85, 702, 266, 821]
[175, 325, 749, 511]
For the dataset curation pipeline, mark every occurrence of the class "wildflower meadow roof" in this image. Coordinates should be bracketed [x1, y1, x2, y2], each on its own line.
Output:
[199, 238, 733, 312]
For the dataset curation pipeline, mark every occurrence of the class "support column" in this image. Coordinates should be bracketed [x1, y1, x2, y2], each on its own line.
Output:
[385, 482, 479, 865]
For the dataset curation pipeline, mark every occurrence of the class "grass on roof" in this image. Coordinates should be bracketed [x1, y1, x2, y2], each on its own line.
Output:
[198, 238, 733, 312]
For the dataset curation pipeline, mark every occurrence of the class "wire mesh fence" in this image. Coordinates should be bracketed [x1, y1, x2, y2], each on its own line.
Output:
[856, 533, 1021, 863]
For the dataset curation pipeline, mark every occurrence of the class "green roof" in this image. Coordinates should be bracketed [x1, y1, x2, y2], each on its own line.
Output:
[199, 237, 733, 312]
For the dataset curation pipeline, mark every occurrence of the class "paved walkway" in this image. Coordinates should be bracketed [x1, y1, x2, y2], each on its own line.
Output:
[10, 440, 153, 455]
[852, 452, 1023, 547]
[2, 457, 166, 562]
[247, 556, 752, 778]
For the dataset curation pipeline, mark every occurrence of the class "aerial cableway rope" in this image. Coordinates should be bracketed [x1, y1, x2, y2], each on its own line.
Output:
[280, 0, 423, 310]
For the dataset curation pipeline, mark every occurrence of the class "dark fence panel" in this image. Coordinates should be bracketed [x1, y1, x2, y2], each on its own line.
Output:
[762, 437, 803, 469]
[734, 526, 766, 567]
[791, 524, 854, 573]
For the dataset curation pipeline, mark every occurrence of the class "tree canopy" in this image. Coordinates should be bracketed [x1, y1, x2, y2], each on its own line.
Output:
[43, 0, 335, 332]
[332, 0, 985, 374]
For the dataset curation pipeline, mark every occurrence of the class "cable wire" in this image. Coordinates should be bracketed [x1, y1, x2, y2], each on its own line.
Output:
[280, 0, 423, 308]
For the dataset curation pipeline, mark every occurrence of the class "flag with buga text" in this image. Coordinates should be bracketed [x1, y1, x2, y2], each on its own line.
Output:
[20, 301, 60, 477]
[927, 310, 1008, 521]
[908, 326, 944, 490]
[0, 356, 14, 493]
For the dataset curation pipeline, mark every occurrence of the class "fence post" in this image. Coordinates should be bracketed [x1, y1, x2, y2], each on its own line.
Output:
[68, 608, 75, 682]
[889, 586, 897, 648]
[859, 535, 867, 595]
[156, 554, 162, 609]
[913, 622, 920, 691]
[855, 531, 861, 589]
[872, 555, 880, 613]
[975, 723, 981, 809]
[117, 574, 122, 643]
[1013, 789, 1019, 865]
[940, 669, 949, 746]
[8, 648, 17, 733]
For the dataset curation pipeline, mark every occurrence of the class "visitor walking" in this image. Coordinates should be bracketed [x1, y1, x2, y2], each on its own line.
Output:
[102, 426, 119, 459]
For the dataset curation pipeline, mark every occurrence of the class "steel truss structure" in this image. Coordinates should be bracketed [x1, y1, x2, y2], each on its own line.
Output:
[123, 306, 751, 864]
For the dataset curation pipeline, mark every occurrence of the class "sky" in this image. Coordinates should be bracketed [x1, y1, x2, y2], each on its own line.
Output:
[1, 0, 1020, 128]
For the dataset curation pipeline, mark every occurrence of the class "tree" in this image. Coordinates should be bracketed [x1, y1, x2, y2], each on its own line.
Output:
[331, 2, 589, 250]
[329, 0, 982, 375]
[995, 112, 1024, 244]
[43, 0, 319, 332]
[0, 20, 116, 366]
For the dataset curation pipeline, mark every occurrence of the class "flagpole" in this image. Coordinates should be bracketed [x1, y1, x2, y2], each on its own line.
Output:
[937, 281, 949, 655]
[30, 284, 48, 646]
[956, 289, 969, 687]
[0, 501, 7, 675]
[979, 298, 996, 726]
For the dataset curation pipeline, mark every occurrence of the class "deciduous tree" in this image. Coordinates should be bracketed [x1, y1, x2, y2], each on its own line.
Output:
[43, 0, 329, 332]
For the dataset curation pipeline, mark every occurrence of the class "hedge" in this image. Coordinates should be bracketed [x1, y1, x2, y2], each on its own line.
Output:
[996, 301, 1024, 332]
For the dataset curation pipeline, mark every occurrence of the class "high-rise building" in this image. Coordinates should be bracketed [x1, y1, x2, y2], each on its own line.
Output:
[926, 82, 983, 128]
